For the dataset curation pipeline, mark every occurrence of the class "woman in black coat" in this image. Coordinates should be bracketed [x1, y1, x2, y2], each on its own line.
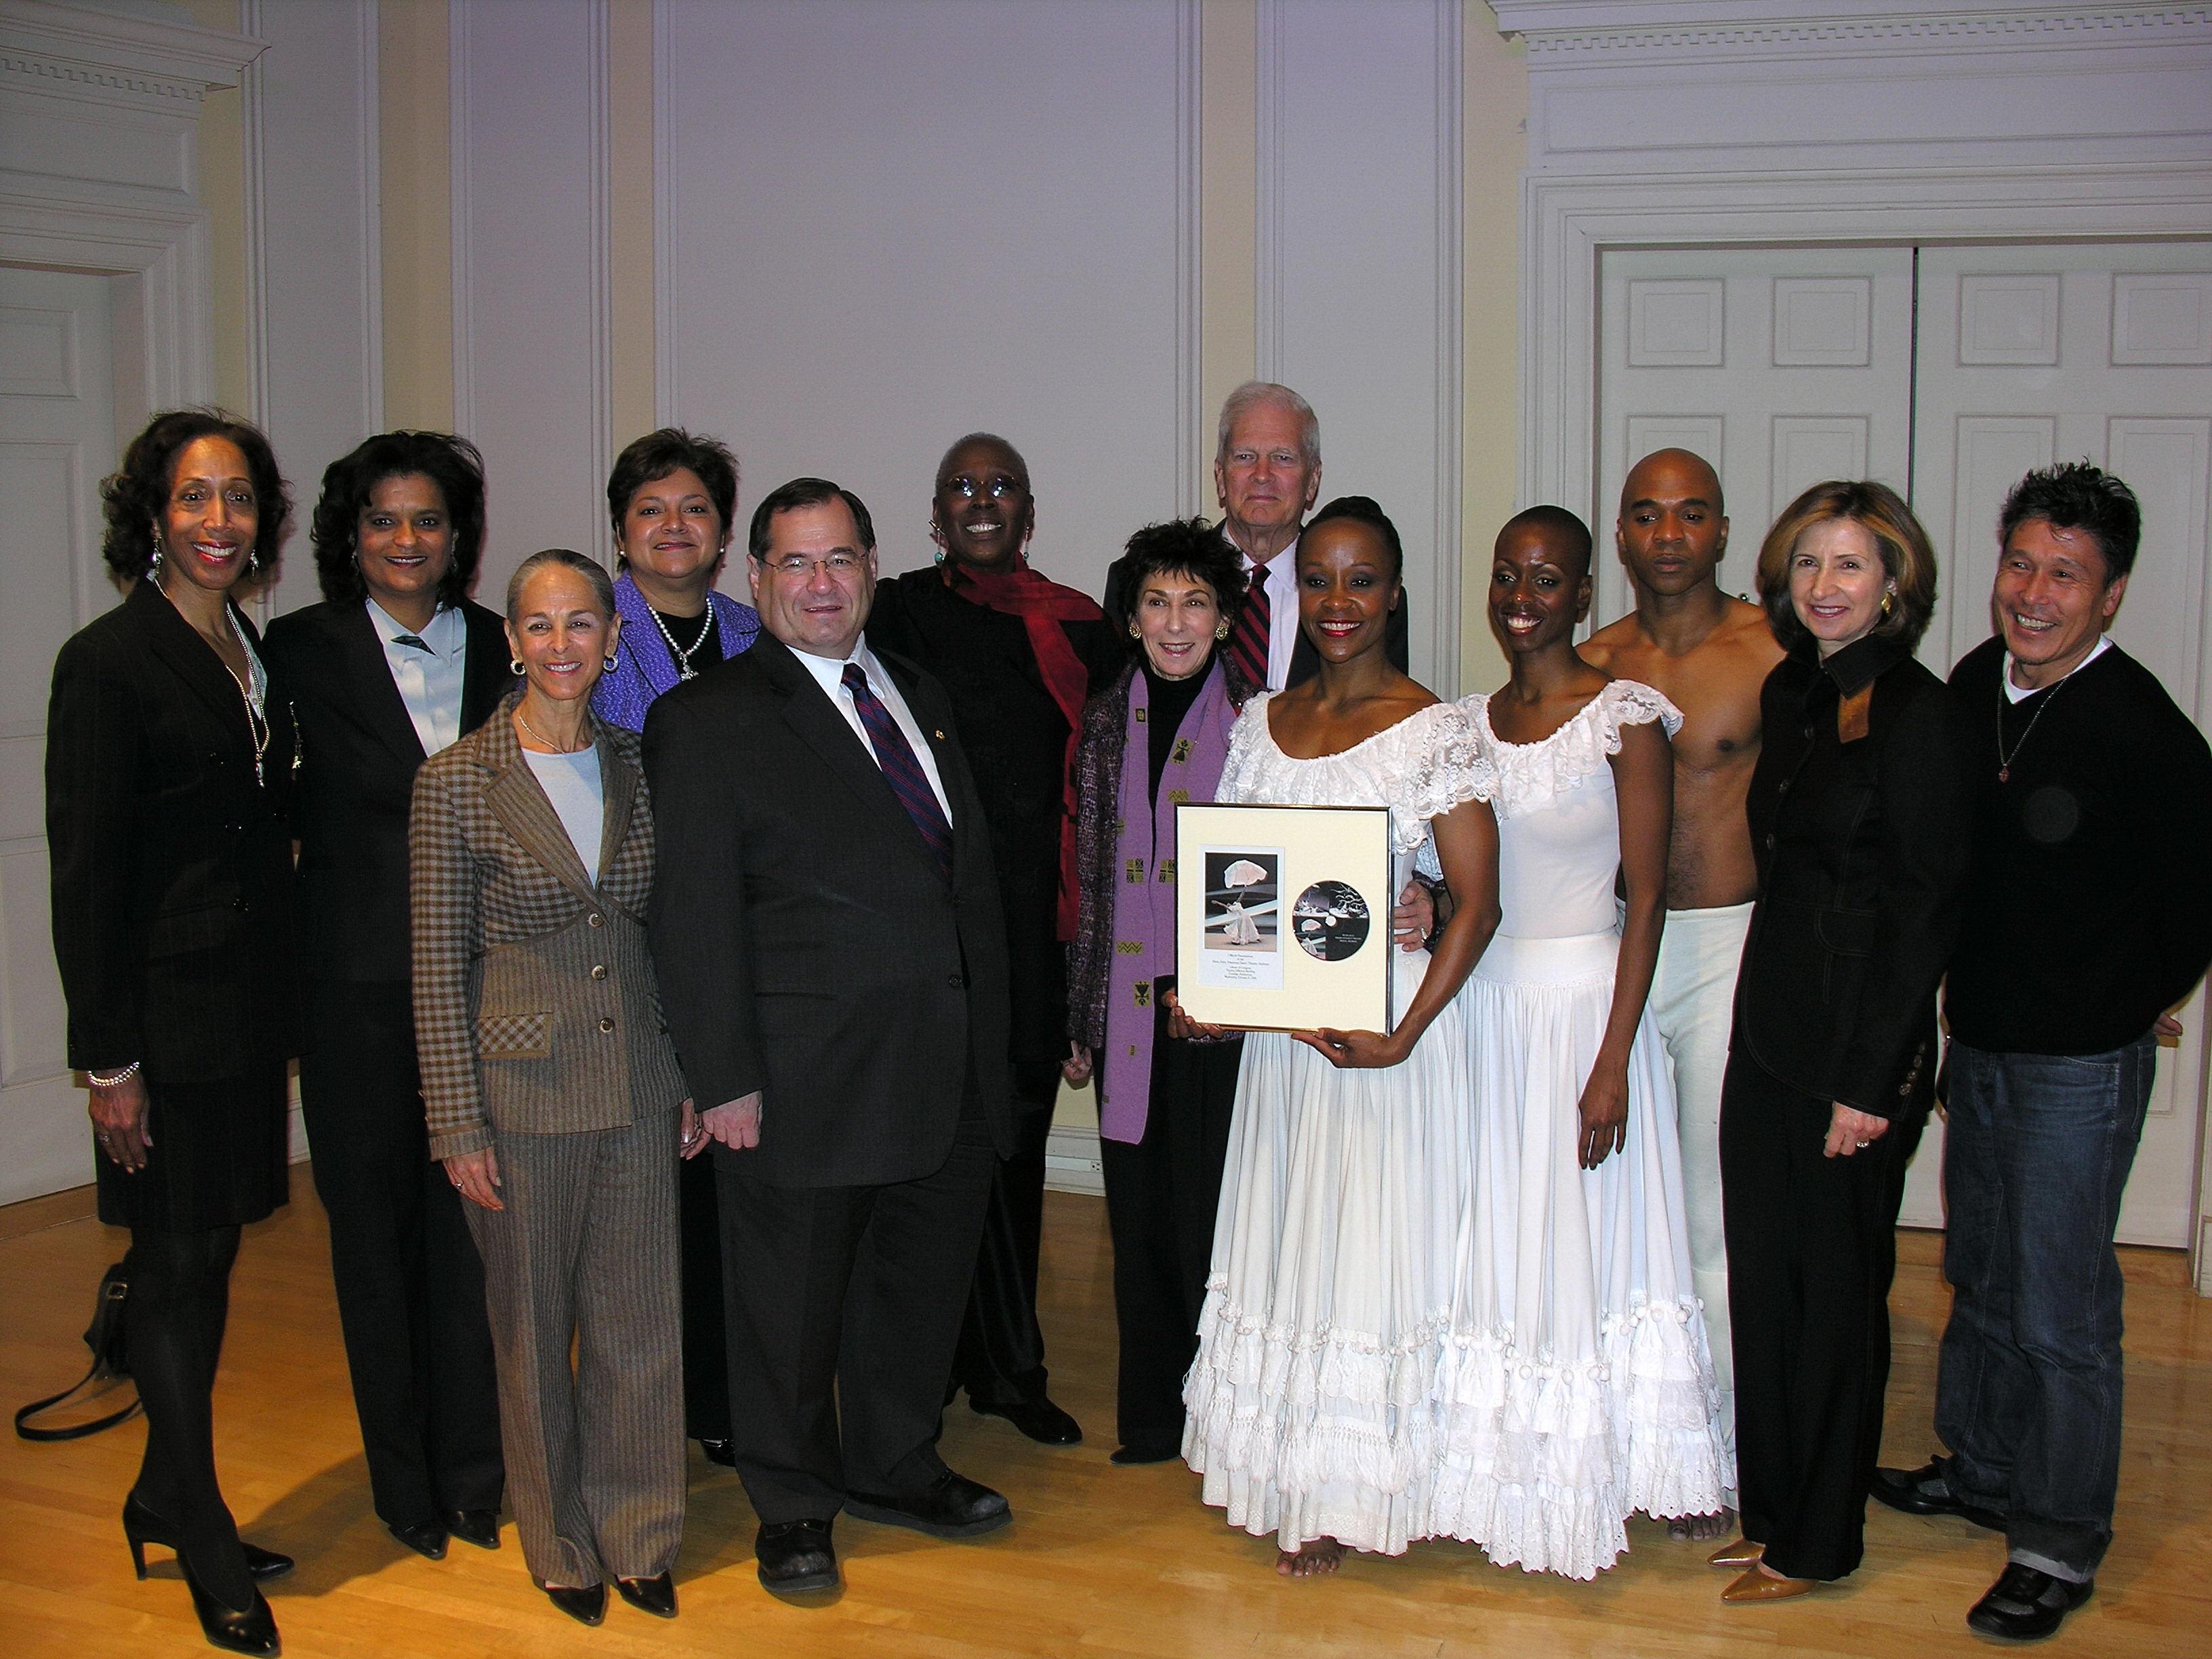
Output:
[1715, 479, 1973, 1602]
[47, 410, 298, 1656]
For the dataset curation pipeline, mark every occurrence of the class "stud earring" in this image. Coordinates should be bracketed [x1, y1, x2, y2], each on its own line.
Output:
[510, 657, 525, 676]
[1881, 591, 1896, 617]
[1129, 622, 1142, 640]
[602, 653, 619, 672]
[1214, 623, 1230, 640]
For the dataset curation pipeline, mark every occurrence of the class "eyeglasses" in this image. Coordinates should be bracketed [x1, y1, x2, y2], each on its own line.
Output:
[939, 473, 1027, 502]
[758, 550, 867, 579]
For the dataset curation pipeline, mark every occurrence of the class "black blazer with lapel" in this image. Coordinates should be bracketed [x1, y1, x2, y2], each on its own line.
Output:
[46, 577, 300, 1080]
[1732, 633, 1975, 1120]
[263, 598, 511, 984]
[643, 633, 1013, 1189]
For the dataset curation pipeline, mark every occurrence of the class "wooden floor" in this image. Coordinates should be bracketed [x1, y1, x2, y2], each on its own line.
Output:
[2, 1166, 2206, 1659]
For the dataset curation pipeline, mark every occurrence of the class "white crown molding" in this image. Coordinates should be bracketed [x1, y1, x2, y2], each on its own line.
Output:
[0, 0, 260, 108]
[1494, 1, 2211, 58]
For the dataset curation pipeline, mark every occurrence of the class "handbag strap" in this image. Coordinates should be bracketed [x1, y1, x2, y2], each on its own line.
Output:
[14, 1366, 142, 1441]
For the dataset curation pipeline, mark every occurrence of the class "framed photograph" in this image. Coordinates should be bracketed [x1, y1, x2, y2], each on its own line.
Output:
[1174, 803, 1394, 1034]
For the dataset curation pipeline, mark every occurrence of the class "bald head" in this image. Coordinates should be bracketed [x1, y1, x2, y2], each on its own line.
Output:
[1616, 448, 1729, 599]
[1499, 504, 1593, 583]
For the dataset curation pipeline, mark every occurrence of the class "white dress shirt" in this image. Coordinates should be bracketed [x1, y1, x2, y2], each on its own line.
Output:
[791, 642, 955, 823]
[368, 598, 468, 756]
[1233, 531, 1301, 692]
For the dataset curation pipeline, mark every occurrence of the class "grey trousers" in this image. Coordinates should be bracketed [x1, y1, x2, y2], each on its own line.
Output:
[463, 1109, 683, 1588]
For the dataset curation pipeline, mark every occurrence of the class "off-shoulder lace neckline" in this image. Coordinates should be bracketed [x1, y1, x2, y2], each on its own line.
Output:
[1254, 689, 1453, 763]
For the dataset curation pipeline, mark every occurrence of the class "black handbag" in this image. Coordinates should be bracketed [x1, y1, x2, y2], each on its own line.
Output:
[14, 1260, 142, 1441]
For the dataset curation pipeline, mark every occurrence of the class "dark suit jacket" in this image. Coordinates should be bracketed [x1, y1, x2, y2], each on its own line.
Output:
[1732, 633, 1974, 1120]
[264, 598, 511, 985]
[643, 634, 1014, 1189]
[46, 577, 299, 1080]
[865, 569, 1119, 1067]
[1101, 525, 1413, 687]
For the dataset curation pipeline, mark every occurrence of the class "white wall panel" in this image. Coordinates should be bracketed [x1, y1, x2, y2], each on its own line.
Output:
[243, 0, 382, 619]
[658, 0, 1197, 601]
[1258, 0, 1461, 691]
[452, 0, 609, 596]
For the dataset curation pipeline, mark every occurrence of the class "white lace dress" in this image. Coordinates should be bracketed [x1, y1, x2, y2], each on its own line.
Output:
[1429, 680, 1732, 1578]
[1182, 695, 1492, 1556]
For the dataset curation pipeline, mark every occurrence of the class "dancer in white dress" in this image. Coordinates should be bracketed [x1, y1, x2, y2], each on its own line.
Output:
[1433, 507, 1732, 1580]
[1179, 498, 1502, 1576]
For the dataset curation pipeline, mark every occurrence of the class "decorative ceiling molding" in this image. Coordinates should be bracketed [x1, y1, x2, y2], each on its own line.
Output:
[1493, 2, 2210, 60]
[0, 0, 260, 109]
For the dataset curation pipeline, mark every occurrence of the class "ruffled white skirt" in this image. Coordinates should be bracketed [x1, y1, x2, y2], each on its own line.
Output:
[1433, 930, 1732, 1578]
[1182, 946, 1470, 1557]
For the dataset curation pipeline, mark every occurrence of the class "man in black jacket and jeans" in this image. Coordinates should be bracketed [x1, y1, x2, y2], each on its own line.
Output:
[1873, 462, 2212, 1642]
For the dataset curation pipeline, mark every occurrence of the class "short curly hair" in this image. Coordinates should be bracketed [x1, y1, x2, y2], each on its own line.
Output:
[1756, 478, 1938, 653]
[309, 430, 487, 609]
[1118, 517, 1249, 628]
[606, 428, 739, 569]
[100, 409, 290, 588]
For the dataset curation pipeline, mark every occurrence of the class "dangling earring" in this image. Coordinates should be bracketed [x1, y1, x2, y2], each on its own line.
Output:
[510, 657, 525, 676]
[247, 548, 260, 576]
[930, 520, 946, 565]
[1214, 622, 1230, 640]
[602, 653, 619, 672]
[150, 546, 163, 571]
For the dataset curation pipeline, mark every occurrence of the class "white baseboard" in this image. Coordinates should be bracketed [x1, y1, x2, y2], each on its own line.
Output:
[1044, 1126, 1103, 1197]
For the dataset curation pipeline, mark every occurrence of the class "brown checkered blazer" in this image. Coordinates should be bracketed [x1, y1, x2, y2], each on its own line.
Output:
[410, 689, 687, 1160]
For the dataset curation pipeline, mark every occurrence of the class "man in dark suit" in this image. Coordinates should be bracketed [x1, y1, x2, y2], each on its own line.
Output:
[262, 432, 510, 1561]
[645, 477, 1015, 1601]
[1101, 381, 1410, 687]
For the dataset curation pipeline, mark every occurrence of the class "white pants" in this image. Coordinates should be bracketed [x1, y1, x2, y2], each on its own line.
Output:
[1647, 901, 1752, 1501]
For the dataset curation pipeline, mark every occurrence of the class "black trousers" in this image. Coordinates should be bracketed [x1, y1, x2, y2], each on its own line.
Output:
[1099, 1022, 1243, 1457]
[1720, 1052, 1918, 1581]
[716, 1099, 998, 1523]
[948, 1060, 1060, 1409]
[300, 981, 503, 1528]
[678, 1152, 731, 1441]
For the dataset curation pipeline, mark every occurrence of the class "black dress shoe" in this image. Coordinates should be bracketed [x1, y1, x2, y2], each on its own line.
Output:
[179, 1559, 281, 1657]
[443, 1509, 501, 1551]
[544, 1581, 608, 1626]
[695, 1437, 738, 1469]
[755, 1519, 839, 1596]
[845, 1469, 1012, 1539]
[123, 1494, 294, 1582]
[615, 1571, 678, 1618]
[1869, 1458, 2007, 1531]
[1109, 1444, 1181, 1467]
[386, 1519, 449, 1559]
[969, 1395, 1083, 1446]
[1967, 1563, 2093, 1639]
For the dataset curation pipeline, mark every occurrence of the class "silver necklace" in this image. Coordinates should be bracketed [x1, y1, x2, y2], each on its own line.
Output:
[650, 604, 714, 680]
[1996, 669, 2065, 784]
[219, 607, 270, 786]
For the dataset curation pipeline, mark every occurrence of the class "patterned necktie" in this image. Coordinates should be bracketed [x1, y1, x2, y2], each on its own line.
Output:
[1227, 562, 1271, 690]
[842, 663, 954, 880]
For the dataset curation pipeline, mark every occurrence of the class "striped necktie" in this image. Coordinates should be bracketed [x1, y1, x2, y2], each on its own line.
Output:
[842, 663, 954, 880]
[1227, 563, 1271, 689]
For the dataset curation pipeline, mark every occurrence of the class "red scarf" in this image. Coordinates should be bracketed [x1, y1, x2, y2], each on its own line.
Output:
[945, 556, 1104, 940]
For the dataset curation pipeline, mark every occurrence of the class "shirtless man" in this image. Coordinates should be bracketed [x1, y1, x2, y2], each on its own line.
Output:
[1580, 447, 1782, 1543]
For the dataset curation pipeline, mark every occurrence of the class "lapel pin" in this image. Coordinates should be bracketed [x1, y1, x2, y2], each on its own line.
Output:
[934, 730, 945, 741]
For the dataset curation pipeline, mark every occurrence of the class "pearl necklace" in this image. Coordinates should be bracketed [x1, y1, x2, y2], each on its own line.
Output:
[650, 603, 714, 680]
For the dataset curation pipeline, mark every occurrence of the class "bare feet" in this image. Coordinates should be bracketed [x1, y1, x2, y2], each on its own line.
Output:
[1668, 1507, 1736, 1543]
[1275, 1537, 1346, 1578]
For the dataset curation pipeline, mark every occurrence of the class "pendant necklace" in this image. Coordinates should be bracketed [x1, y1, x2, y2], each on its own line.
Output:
[1996, 670, 2064, 784]
[651, 605, 714, 680]
[220, 607, 270, 786]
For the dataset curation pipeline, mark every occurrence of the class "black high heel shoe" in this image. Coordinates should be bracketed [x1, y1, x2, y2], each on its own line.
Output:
[178, 1559, 281, 1657]
[125, 1493, 295, 1581]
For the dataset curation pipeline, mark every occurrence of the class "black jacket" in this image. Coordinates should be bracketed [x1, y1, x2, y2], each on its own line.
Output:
[643, 634, 1014, 1187]
[1733, 634, 1973, 1119]
[263, 598, 512, 985]
[46, 578, 299, 1080]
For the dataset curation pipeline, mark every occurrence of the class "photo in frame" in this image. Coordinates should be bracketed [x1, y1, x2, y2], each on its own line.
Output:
[1174, 803, 1394, 1033]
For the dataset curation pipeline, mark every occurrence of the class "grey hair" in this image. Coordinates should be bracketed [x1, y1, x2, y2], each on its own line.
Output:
[506, 547, 617, 626]
[1215, 381, 1319, 470]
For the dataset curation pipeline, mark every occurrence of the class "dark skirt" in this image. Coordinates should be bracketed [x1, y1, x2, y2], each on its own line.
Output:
[96, 1063, 291, 1232]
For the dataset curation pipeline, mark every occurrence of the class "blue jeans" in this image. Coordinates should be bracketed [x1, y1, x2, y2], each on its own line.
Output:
[1933, 1035, 2156, 1582]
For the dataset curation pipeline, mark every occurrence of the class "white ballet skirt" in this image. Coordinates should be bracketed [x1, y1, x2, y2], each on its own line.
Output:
[1428, 680, 1734, 1579]
[1182, 695, 1493, 1557]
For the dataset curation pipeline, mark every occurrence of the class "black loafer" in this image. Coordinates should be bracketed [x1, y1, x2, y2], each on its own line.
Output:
[1967, 1563, 2093, 1640]
[970, 1395, 1083, 1446]
[755, 1519, 839, 1597]
[1869, 1458, 2007, 1532]
[695, 1437, 739, 1469]
[615, 1571, 677, 1618]
[443, 1509, 500, 1551]
[1109, 1444, 1180, 1467]
[845, 1469, 1012, 1539]
[544, 1581, 608, 1626]
[386, 1519, 449, 1560]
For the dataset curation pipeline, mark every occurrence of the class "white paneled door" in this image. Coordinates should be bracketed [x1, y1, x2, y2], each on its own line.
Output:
[1597, 240, 2212, 1249]
[0, 266, 116, 1206]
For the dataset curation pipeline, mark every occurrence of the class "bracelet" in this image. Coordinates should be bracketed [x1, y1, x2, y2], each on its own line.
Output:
[86, 1061, 142, 1088]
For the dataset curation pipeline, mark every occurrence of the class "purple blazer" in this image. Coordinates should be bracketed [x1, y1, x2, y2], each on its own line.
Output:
[592, 570, 762, 732]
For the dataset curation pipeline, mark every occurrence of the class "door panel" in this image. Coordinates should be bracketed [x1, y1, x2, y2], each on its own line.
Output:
[0, 266, 117, 1205]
